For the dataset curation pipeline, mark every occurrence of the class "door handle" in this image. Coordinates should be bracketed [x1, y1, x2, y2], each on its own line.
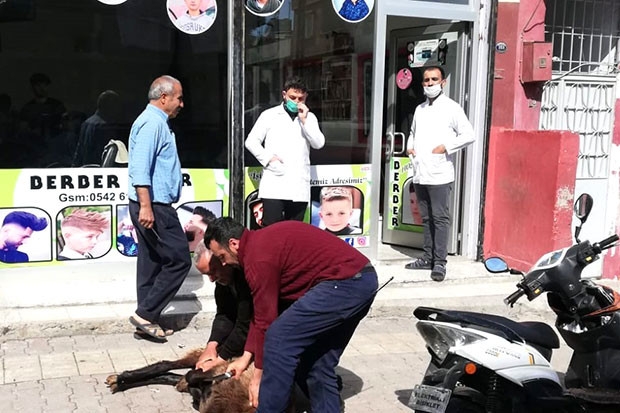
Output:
[385, 132, 394, 157]
[394, 132, 406, 155]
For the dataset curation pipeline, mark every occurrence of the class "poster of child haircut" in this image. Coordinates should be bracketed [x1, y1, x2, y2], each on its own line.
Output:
[116, 205, 138, 257]
[244, 164, 371, 246]
[167, 0, 217, 35]
[56, 206, 112, 260]
[401, 179, 423, 226]
[244, 191, 264, 230]
[177, 200, 223, 252]
[311, 186, 363, 236]
[0, 207, 52, 264]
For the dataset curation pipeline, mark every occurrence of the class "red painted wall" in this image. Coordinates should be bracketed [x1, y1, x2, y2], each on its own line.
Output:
[484, 128, 579, 270]
[492, 0, 547, 130]
[492, 2, 519, 128]
[488, 0, 619, 278]
[485, 0, 578, 270]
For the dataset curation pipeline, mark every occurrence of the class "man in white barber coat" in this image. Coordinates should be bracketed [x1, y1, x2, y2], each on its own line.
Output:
[245, 76, 325, 226]
[404, 65, 474, 282]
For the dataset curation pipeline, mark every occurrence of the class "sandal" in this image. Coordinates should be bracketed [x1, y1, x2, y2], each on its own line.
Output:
[129, 315, 167, 342]
[133, 328, 174, 341]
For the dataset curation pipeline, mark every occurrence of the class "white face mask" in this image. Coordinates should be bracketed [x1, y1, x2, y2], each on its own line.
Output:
[423, 84, 443, 98]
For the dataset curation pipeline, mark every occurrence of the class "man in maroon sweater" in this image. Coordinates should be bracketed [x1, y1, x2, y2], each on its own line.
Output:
[204, 218, 378, 413]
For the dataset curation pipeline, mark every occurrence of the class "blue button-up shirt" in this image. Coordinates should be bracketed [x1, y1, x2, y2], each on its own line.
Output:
[128, 104, 183, 204]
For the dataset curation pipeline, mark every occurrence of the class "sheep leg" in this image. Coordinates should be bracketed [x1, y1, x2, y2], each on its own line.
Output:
[109, 372, 185, 393]
[106, 350, 202, 392]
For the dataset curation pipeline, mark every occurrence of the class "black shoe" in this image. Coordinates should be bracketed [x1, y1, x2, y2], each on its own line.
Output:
[431, 264, 446, 282]
[405, 258, 432, 270]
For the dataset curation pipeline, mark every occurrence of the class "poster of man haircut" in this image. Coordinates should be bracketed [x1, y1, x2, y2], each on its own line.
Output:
[0, 208, 51, 263]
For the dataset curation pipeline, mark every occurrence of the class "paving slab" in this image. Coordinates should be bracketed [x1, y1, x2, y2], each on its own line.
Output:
[0, 312, 575, 413]
[0, 244, 606, 411]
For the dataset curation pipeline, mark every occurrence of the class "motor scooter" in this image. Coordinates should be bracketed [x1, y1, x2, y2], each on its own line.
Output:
[409, 193, 620, 413]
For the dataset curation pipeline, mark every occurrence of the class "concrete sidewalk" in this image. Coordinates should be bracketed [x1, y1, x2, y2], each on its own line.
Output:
[0, 243, 522, 341]
[3, 242, 618, 341]
[0, 317, 431, 412]
[0, 243, 506, 412]
[0, 244, 610, 412]
[0, 313, 573, 413]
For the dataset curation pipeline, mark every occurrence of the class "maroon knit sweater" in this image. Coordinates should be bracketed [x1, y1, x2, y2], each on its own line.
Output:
[237, 221, 369, 368]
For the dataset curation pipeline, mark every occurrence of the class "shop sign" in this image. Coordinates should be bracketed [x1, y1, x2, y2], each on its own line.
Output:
[386, 156, 423, 233]
[0, 168, 228, 267]
[496, 42, 508, 54]
[410, 38, 448, 67]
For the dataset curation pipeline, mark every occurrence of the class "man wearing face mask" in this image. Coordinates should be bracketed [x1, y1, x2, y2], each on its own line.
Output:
[404, 65, 474, 282]
[245, 76, 325, 226]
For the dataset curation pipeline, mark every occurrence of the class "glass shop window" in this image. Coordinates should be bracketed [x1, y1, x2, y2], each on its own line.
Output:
[244, 0, 376, 166]
[0, 0, 228, 169]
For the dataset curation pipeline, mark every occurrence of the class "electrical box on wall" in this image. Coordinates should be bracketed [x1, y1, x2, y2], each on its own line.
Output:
[521, 42, 552, 83]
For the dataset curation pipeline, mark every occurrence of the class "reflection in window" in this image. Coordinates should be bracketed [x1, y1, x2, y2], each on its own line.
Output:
[244, 0, 375, 166]
[0, 0, 228, 169]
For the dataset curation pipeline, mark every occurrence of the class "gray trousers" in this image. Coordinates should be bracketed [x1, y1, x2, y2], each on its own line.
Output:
[413, 183, 452, 265]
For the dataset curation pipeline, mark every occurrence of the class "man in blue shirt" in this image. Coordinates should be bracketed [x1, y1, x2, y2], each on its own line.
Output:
[338, 0, 370, 22]
[127, 75, 191, 342]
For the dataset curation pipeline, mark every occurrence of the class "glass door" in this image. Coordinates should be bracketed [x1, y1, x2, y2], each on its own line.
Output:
[381, 23, 469, 251]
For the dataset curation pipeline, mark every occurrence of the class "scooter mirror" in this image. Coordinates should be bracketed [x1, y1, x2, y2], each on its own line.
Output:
[574, 193, 593, 223]
[484, 257, 509, 273]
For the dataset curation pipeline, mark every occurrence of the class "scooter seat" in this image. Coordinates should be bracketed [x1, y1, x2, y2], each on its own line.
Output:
[414, 307, 560, 350]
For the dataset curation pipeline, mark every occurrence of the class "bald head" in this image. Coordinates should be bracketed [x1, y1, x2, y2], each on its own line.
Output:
[147, 75, 184, 118]
[194, 240, 233, 285]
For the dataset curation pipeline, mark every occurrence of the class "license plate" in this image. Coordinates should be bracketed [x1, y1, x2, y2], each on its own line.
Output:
[408, 384, 452, 413]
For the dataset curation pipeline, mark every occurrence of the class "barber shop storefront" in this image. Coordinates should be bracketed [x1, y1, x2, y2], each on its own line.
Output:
[0, 0, 490, 305]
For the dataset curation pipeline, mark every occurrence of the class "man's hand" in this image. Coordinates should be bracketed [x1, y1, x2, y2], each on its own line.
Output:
[138, 206, 155, 229]
[267, 155, 283, 166]
[266, 155, 285, 176]
[297, 102, 309, 123]
[195, 342, 225, 371]
[249, 368, 262, 408]
[432, 144, 447, 154]
[197, 356, 226, 372]
[227, 351, 252, 379]
[135, 186, 155, 228]
[406, 148, 415, 156]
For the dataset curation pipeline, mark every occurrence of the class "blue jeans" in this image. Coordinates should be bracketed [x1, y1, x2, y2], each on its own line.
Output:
[256, 266, 378, 413]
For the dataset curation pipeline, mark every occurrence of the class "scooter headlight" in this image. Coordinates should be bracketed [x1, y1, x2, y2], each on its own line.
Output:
[417, 321, 486, 362]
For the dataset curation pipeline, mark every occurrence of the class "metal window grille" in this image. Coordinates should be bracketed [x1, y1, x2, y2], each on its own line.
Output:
[545, 0, 620, 74]
[540, 77, 615, 179]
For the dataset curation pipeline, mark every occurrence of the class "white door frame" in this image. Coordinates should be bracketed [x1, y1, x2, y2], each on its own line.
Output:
[367, 0, 491, 261]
